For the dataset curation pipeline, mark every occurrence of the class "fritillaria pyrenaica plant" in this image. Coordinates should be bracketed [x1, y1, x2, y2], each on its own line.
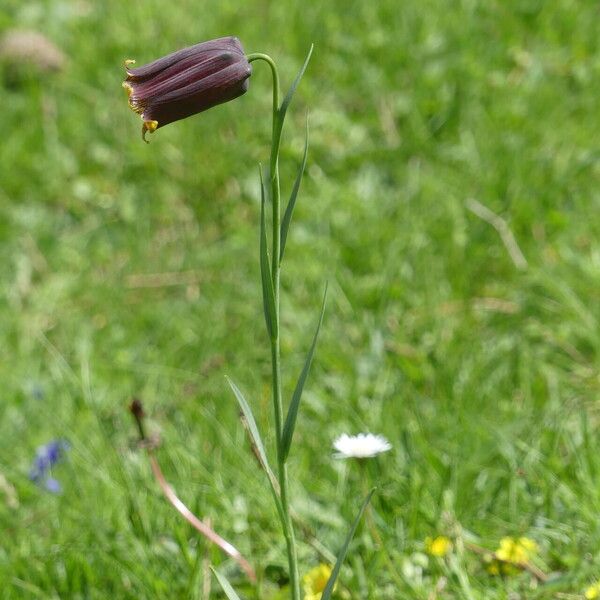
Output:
[123, 37, 373, 599]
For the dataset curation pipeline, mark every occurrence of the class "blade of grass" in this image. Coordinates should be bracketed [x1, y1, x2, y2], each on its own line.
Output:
[280, 114, 309, 263]
[321, 488, 376, 600]
[281, 284, 327, 461]
[211, 568, 243, 600]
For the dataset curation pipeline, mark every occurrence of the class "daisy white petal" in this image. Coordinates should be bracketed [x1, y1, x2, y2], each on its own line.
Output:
[333, 433, 392, 459]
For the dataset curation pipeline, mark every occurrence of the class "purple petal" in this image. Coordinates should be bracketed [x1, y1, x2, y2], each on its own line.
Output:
[126, 37, 244, 82]
[140, 61, 251, 128]
[130, 50, 239, 103]
[43, 477, 62, 494]
[29, 439, 70, 482]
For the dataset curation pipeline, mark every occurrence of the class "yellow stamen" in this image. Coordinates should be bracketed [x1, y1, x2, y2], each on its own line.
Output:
[124, 59, 136, 67]
[122, 81, 144, 115]
[142, 120, 158, 143]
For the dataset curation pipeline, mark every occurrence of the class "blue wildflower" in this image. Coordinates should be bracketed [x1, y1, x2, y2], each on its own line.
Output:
[43, 477, 62, 494]
[29, 439, 70, 493]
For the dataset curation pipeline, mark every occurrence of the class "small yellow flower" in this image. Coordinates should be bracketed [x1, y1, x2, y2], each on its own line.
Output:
[303, 564, 333, 600]
[495, 537, 538, 565]
[585, 582, 600, 599]
[425, 536, 452, 557]
[486, 560, 501, 576]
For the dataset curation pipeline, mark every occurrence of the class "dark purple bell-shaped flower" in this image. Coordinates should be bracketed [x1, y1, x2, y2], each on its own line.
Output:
[123, 36, 252, 140]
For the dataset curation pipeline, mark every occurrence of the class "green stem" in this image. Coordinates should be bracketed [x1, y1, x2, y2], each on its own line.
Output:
[247, 52, 301, 600]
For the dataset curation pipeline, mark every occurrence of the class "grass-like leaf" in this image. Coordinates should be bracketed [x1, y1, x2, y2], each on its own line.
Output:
[226, 376, 285, 523]
[280, 44, 314, 121]
[211, 567, 243, 600]
[226, 376, 272, 478]
[280, 114, 309, 263]
[281, 284, 327, 461]
[259, 166, 277, 339]
[321, 488, 376, 600]
[271, 44, 313, 167]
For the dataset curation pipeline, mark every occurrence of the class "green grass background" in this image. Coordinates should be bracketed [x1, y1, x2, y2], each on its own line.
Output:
[1, 0, 600, 598]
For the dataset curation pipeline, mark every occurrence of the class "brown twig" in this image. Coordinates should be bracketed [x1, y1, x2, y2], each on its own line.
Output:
[465, 198, 528, 271]
[129, 399, 256, 583]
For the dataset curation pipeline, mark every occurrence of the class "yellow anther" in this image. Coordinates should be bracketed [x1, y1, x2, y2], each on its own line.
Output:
[142, 120, 158, 143]
[122, 82, 144, 115]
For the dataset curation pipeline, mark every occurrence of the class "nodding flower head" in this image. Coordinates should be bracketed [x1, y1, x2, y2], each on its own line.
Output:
[123, 36, 252, 141]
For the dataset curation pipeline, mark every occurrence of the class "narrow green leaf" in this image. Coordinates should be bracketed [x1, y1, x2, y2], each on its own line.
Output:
[321, 489, 376, 600]
[280, 114, 309, 263]
[262, 164, 271, 205]
[270, 44, 313, 184]
[226, 377, 283, 516]
[280, 44, 314, 120]
[211, 567, 243, 600]
[281, 284, 327, 461]
[259, 166, 277, 339]
[226, 377, 272, 477]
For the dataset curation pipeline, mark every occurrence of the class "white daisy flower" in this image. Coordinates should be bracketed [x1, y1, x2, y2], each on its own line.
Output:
[333, 433, 392, 459]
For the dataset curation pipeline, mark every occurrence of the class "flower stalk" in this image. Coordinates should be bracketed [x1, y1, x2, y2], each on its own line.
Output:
[247, 51, 301, 600]
[124, 40, 372, 600]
